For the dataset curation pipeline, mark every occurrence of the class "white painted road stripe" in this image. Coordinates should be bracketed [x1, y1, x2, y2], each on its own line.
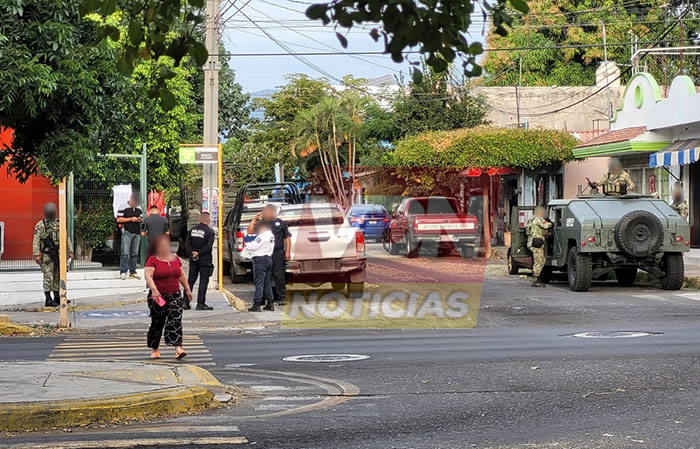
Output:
[251, 385, 290, 392]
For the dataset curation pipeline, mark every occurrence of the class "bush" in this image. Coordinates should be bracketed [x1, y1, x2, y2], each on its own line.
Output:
[393, 127, 577, 169]
[75, 205, 116, 251]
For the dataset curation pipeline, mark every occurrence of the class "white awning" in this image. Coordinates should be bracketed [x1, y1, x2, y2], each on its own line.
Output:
[649, 139, 700, 168]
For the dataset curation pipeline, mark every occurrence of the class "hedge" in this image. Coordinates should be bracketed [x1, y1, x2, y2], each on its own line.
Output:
[392, 127, 577, 169]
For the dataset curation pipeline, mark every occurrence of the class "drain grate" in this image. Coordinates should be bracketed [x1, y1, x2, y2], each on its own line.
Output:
[569, 331, 659, 339]
[283, 354, 370, 363]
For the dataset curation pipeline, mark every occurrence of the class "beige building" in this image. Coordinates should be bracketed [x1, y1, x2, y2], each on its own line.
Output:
[472, 62, 624, 132]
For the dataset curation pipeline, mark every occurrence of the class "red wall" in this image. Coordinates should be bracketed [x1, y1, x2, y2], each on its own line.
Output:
[0, 128, 58, 260]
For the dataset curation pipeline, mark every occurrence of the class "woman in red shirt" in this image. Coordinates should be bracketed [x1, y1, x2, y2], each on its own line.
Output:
[144, 235, 193, 359]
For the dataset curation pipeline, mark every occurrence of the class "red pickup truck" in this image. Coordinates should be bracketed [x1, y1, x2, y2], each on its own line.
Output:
[384, 196, 480, 258]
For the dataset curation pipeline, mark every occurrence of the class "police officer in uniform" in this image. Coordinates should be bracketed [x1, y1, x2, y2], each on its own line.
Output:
[594, 158, 635, 196]
[247, 204, 291, 304]
[670, 183, 689, 220]
[186, 212, 215, 310]
[527, 206, 552, 287]
[32, 203, 73, 307]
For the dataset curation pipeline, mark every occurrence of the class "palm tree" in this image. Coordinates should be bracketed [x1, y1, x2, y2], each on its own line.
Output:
[293, 98, 348, 206]
[339, 91, 368, 203]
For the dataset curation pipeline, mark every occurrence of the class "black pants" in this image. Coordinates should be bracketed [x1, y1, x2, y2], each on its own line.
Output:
[147, 292, 183, 349]
[252, 255, 273, 306]
[188, 259, 212, 306]
[271, 250, 287, 302]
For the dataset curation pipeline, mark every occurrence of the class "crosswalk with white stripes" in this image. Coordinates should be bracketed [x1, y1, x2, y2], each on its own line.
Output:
[48, 334, 215, 367]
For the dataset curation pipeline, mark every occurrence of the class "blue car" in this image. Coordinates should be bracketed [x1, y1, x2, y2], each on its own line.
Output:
[347, 204, 389, 242]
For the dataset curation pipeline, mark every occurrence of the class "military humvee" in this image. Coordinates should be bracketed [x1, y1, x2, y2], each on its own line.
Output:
[507, 194, 690, 291]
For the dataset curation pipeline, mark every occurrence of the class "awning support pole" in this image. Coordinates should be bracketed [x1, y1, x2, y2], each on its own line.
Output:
[661, 166, 680, 182]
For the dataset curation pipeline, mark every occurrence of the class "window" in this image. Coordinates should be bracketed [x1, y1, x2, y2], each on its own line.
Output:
[407, 198, 460, 215]
[278, 207, 345, 227]
[350, 205, 387, 215]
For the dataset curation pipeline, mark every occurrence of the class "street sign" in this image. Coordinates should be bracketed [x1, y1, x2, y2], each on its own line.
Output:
[179, 147, 218, 164]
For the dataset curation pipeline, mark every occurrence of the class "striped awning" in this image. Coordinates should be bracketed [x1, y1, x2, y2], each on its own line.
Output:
[649, 139, 700, 168]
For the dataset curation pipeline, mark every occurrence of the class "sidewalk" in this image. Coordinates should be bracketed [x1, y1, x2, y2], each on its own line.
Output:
[0, 361, 236, 432]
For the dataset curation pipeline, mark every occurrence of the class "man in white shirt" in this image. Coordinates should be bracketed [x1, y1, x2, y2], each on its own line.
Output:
[242, 221, 276, 312]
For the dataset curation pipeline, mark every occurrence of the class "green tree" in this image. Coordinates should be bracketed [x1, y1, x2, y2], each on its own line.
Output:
[481, 0, 696, 86]
[392, 67, 489, 138]
[132, 61, 199, 191]
[80, 0, 208, 109]
[68, 57, 200, 191]
[293, 96, 349, 205]
[0, 0, 135, 180]
[251, 74, 332, 177]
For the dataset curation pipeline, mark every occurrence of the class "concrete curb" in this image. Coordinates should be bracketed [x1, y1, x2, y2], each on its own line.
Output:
[0, 385, 218, 432]
[223, 288, 247, 311]
[0, 362, 230, 432]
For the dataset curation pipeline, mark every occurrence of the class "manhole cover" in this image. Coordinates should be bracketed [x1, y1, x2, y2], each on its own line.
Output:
[283, 354, 370, 363]
[570, 331, 657, 339]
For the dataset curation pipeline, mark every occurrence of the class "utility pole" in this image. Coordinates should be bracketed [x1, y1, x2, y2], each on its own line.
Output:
[515, 55, 522, 127]
[58, 177, 70, 328]
[600, 20, 612, 118]
[203, 0, 220, 285]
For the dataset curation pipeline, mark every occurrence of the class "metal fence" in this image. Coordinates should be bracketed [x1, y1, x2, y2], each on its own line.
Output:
[70, 152, 146, 270]
[0, 149, 146, 272]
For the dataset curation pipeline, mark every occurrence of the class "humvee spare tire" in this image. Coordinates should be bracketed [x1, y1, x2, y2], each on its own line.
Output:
[614, 210, 663, 257]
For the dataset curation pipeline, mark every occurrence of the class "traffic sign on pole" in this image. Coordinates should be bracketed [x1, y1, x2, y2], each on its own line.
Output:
[179, 147, 218, 164]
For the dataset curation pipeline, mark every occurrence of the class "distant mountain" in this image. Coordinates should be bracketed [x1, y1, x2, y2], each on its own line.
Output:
[250, 88, 277, 99]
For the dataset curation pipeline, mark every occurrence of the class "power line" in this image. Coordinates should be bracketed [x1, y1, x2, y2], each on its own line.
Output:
[213, 37, 690, 56]
[219, 0, 253, 24]
[246, 2, 404, 74]
[239, 10, 347, 85]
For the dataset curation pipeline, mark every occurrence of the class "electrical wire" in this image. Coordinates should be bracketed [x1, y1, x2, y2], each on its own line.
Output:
[213, 38, 691, 56]
[246, 1, 404, 74]
[220, 0, 253, 24]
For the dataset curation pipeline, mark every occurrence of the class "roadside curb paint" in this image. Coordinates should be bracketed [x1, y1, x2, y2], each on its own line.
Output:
[0, 363, 227, 432]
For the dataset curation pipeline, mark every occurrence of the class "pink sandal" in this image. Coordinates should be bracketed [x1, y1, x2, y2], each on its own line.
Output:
[175, 347, 187, 360]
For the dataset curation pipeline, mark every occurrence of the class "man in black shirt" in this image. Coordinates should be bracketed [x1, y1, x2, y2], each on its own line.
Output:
[117, 193, 143, 280]
[247, 204, 291, 304]
[186, 212, 215, 310]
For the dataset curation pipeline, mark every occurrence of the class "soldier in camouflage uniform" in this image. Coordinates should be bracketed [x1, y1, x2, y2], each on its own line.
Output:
[596, 158, 635, 196]
[670, 183, 689, 220]
[32, 203, 73, 307]
[527, 206, 552, 287]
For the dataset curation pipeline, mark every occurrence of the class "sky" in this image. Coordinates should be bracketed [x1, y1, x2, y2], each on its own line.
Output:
[219, 0, 490, 94]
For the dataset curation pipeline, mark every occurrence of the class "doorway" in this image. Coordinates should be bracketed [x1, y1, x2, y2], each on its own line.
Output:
[691, 162, 700, 248]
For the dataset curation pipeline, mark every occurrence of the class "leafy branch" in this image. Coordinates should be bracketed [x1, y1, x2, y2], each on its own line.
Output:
[305, 0, 529, 82]
[80, 0, 209, 110]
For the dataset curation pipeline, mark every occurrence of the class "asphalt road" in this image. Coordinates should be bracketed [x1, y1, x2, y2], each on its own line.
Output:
[4, 243, 700, 448]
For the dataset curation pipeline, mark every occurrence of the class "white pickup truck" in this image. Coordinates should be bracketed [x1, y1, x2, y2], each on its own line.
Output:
[278, 203, 366, 297]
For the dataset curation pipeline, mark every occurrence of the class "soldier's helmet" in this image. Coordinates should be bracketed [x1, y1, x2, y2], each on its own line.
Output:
[43, 202, 58, 220]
